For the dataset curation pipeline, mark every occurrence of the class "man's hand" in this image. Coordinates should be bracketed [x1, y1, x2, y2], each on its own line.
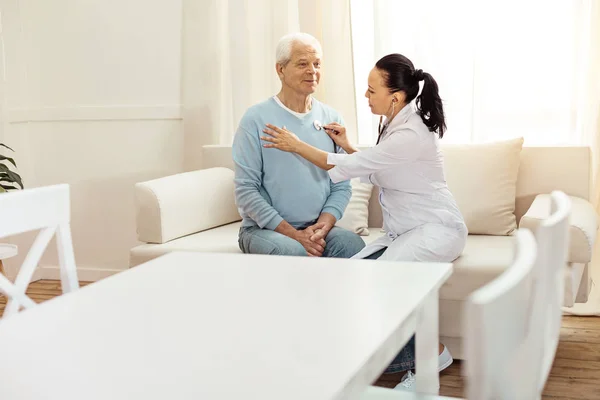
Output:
[307, 221, 333, 244]
[293, 227, 325, 257]
[308, 212, 336, 244]
[274, 214, 336, 257]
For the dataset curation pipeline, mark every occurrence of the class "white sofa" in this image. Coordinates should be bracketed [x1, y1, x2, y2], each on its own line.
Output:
[130, 139, 598, 359]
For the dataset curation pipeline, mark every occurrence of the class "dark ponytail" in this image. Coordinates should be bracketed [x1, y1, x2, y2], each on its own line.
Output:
[416, 72, 446, 138]
[375, 54, 447, 138]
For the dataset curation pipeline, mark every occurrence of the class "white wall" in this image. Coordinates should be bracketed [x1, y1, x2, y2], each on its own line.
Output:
[0, 0, 184, 279]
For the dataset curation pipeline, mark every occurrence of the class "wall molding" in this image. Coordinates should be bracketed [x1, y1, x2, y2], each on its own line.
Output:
[7, 105, 183, 123]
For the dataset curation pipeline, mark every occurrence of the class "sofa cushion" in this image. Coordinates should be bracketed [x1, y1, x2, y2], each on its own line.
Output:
[335, 178, 373, 236]
[442, 137, 524, 235]
[519, 194, 598, 264]
[130, 222, 243, 266]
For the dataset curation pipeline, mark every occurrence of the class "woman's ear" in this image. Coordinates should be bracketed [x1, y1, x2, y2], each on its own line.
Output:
[395, 92, 407, 105]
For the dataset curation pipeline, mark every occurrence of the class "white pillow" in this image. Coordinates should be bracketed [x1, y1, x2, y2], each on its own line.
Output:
[442, 137, 524, 235]
[335, 178, 373, 236]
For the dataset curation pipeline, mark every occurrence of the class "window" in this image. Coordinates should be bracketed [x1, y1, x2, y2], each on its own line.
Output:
[350, 0, 593, 145]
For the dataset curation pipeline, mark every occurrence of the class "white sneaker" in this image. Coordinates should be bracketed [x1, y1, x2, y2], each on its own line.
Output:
[394, 370, 418, 390]
[438, 345, 453, 371]
[393, 346, 453, 392]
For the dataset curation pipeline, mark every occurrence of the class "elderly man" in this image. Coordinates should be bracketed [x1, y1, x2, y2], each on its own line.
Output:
[232, 32, 365, 258]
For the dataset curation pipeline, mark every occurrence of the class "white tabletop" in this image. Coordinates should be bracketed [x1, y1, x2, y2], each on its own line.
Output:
[0, 251, 452, 400]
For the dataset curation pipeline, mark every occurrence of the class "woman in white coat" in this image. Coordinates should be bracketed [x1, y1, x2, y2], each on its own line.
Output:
[262, 53, 467, 391]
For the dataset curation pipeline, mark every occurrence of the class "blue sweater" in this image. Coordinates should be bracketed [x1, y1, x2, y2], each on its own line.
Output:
[232, 97, 351, 230]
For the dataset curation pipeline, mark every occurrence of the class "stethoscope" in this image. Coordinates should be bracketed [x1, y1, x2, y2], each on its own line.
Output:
[377, 116, 390, 145]
[313, 120, 340, 134]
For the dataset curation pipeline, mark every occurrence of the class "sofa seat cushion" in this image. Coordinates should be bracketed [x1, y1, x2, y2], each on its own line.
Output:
[130, 222, 244, 266]
[131, 223, 387, 267]
[130, 224, 516, 303]
[440, 235, 515, 300]
[363, 229, 515, 301]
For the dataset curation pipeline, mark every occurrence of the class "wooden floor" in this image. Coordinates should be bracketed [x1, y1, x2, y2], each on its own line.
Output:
[376, 318, 600, 399]
[1, 281, 599, 399]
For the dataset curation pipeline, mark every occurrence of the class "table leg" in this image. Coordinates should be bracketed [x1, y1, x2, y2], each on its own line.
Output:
[415, 291, 439, 394]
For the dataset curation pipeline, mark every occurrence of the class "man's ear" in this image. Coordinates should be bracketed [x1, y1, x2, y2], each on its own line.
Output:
[276, 63, 284, 79]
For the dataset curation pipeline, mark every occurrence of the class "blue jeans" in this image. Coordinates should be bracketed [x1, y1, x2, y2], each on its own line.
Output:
[238, 225, 366, 258]
[366, 247, 416, 373]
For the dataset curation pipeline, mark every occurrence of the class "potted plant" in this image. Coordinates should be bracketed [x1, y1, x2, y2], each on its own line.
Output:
[0, 143, 24, 192]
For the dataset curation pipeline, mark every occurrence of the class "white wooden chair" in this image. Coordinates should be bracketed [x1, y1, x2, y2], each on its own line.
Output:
[465, 191, 571, 399]
[463, 228, 543, 399]
[532, 191, 571, 391]
[360, 228, 539, 400]
[361, 190, 572, 399]
[0, 184, 79, 317]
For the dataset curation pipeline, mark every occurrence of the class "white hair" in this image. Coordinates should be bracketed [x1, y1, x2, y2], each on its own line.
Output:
[275, 32, 322, 66]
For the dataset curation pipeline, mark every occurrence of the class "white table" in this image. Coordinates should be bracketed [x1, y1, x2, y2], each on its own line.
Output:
[0, 252, 452, 400]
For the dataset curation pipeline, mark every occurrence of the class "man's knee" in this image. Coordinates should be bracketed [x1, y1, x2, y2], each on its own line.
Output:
[271, 240, 307, 257]
[324, 227, 366, 258]
[240, 228, 307, 256]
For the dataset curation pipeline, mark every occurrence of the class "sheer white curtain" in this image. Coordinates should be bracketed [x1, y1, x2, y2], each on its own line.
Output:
[565, 0, 600, 316]
[351, 0, 600, 315]
[350, 0, 596, 146]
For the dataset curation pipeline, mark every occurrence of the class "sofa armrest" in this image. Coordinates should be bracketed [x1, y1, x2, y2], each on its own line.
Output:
[134, 167, 241, 244]
[519, 194, 599, 263]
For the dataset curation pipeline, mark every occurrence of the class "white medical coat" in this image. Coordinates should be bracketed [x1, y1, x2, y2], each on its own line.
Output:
[327, 104, 467, 262]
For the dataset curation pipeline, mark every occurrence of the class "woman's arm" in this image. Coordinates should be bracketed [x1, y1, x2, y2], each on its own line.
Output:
[262, 124, 334, 170]
[295, 141, 334, 170]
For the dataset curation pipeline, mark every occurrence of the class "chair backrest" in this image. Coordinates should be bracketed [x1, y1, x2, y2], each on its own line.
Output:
[464, 228, 541, 399]
[0, 184, 79, 317]
[534, 191, 571, 390]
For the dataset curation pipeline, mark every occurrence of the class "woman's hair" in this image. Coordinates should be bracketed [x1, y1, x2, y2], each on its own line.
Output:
[375, 54, 446, 138]
[276, 32, 322, 66]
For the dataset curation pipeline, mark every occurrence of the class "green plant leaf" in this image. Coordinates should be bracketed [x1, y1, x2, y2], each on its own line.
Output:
[6, 171, 23, 189]
[0, 165, 23, 189]
[0, 155, 17, 168]
[0, 164, 11, 174]
[0, 186, 5, 193]
[0, 143, 15, 152]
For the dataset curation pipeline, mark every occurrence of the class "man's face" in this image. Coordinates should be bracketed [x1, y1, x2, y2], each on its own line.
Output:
[277, 43, 321, 96]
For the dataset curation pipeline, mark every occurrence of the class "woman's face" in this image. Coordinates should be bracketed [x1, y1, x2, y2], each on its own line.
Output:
[364, 67, 396, 116]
